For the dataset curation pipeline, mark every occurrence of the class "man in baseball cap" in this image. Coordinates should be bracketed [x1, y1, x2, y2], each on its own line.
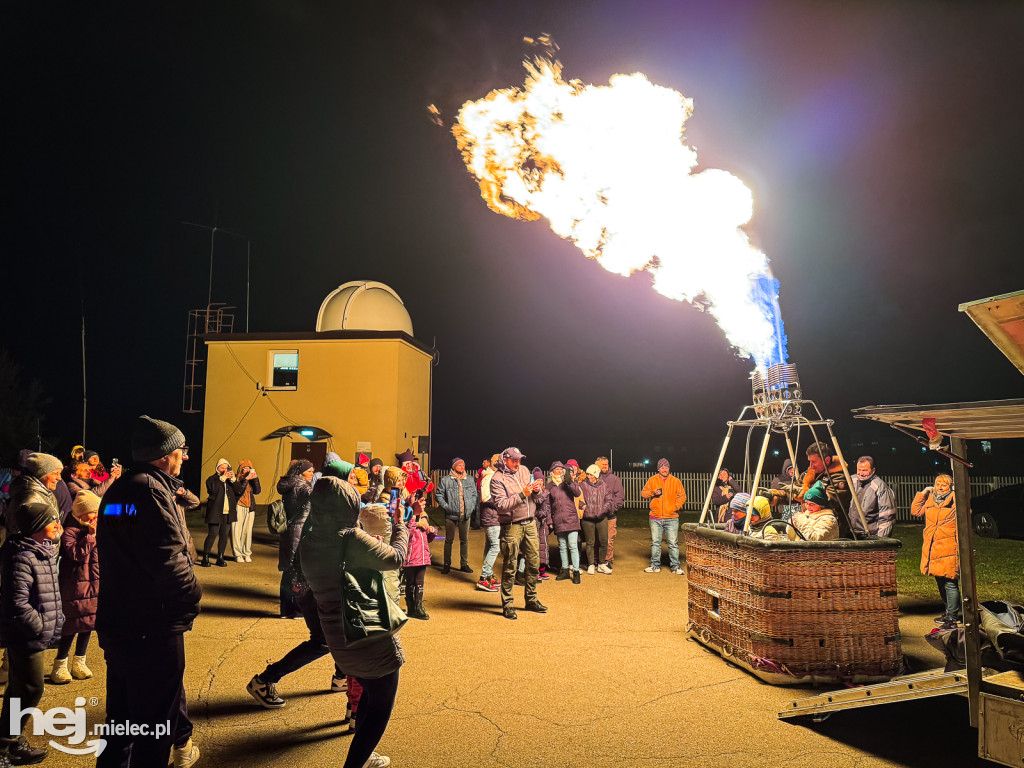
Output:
[490, 447, 546, 620]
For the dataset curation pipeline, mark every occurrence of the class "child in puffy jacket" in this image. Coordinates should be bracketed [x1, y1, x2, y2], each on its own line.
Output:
[403, 497, 436, 620]
[0, 501, 65, 764]
[51, 489, 101, 685]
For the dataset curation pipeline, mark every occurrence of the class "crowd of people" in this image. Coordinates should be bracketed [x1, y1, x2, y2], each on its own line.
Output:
[0, 424, 965, 767]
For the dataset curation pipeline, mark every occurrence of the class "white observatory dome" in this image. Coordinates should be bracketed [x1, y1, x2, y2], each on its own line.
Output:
[316, 281, 413, 335]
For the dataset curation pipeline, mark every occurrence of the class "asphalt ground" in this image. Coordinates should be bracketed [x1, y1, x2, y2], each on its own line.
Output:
[16, 525, 990, 768]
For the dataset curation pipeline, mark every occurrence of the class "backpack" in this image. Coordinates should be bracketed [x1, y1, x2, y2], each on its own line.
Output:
[266, 499, 287, 534]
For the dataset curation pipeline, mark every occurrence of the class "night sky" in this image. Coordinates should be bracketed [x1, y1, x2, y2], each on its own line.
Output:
[4, 1, 1023, 484]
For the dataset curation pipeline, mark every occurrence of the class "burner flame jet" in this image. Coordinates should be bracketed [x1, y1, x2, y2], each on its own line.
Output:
[453, 53, 787, 371]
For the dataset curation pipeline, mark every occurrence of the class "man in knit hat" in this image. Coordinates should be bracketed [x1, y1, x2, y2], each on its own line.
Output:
[436, 457, 478, 574]
[640, 458, 687, 574]
[4, 452, 63, 536]
[96, 415, 201, 768]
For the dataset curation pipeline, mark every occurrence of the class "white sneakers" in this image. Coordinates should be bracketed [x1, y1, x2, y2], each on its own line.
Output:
[362, 753, 390, 767]
[587, 565, 596, 575]
[671, 567, 685, 575]
[172, 738, 200, 768]
[50, 657, 72, 685]
[644, 565, 661, 573]
[597, 564, 613, 574]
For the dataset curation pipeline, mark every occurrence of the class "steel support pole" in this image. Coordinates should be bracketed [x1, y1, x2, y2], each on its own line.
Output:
[700, 424, 735, 524]
[744, 424, 774, 533]
[950, 436, 980, 727]
[825, 424, 869, 539]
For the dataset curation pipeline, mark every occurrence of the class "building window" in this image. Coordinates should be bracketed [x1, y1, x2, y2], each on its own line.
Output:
[268, 350, 299, 390]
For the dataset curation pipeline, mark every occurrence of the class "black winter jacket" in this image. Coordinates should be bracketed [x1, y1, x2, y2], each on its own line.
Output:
[277, 472, 312, 572]
[204, 472, 247, 525]
[96, 465, 202, 637]
[0, 535, 64, 651]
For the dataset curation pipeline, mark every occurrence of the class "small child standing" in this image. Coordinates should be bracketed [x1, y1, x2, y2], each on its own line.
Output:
[0, 500, 65, 764]
[51, 489, 101, 684]
[403, 497, 435, 621]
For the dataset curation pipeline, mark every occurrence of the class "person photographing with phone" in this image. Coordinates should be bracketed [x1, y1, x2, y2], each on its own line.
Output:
[231, 460, 261, 562]
[201, 459, 247, 567]
[490, 447, 547, 620]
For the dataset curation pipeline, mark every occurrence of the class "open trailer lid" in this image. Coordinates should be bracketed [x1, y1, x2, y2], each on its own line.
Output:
[959, 289, 1024, 377]
[852, 399, 1024, 440]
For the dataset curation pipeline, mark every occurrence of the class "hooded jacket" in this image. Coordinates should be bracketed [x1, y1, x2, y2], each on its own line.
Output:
[59, 516, 100, 635]
[205, 469, 248, 525]
[489, 461, 536, 525]
[0, 535, 64, 651]
[912, 489, 958, 579]
[236, 461, 261, 508]
[771, 460, 797, 495]
[96, 465, 201, 637]
[277, 469, 313, 571]
[4, 474, 61, 535]
[299, 477, 409, 678]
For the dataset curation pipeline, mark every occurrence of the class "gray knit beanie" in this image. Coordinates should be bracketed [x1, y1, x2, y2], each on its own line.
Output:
[26, 453, 63, 479]
[132, 415, 186, 462]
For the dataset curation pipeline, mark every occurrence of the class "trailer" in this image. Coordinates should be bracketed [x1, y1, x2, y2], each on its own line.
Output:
[778, 290, 1024, 767]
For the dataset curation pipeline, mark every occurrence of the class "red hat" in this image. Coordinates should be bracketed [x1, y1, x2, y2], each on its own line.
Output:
[566, 459, 580, 469]
[357, 453, 370, 467]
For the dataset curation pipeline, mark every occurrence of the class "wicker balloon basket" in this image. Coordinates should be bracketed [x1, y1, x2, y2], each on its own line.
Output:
[682, 523, 903, 685]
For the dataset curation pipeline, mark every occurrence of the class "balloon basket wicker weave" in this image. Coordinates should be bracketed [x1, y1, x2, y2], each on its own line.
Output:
[683, 523, 903, 686]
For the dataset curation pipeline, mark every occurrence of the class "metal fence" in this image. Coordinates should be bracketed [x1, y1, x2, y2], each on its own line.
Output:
[438, 470, 1024, 522]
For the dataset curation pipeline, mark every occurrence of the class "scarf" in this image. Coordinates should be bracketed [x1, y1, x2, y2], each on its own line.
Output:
[451, 470, 466, 517]
[932, 488, 953, 504]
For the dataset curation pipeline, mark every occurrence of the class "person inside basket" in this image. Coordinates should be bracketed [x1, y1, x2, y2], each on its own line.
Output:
[790, 482, 839, 541]
[723, 493, 772, 535]
[797, 442, 853, 537]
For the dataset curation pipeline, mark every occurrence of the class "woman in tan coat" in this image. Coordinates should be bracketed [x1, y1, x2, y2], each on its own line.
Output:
[911, 474, 960, 629]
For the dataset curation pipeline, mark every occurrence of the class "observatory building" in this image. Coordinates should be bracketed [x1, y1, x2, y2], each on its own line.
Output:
[200, 281, 433, 488]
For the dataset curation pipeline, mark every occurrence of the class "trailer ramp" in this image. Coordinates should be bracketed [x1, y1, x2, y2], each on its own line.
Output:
[779, 668, 969, 722]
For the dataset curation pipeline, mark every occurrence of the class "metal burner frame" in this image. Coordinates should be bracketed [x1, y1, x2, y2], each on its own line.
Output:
[697, 377, 870, 536]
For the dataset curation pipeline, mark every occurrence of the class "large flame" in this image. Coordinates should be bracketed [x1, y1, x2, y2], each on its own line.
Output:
[453, 54, 787, 370]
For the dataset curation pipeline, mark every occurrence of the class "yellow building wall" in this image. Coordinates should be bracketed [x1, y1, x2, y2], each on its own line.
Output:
[200, 337, 431, 504]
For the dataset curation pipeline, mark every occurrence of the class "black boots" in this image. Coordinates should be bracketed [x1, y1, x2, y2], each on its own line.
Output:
[406, 587, 430, 620]
[198, 554, 211, 567]
[571, 569, 581, 584]
[555, 568, 570, 581]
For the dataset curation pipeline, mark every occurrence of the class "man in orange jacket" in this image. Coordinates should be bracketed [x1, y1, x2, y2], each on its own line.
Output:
[640, 459, 687, 574]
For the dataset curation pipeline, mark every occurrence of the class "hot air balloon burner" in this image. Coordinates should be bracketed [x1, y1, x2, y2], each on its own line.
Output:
[751, 363, 802, 426]
[698, 360, 869, 537]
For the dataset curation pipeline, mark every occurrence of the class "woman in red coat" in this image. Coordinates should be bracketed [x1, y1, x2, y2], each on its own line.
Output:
[51, 490, 101, 684]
